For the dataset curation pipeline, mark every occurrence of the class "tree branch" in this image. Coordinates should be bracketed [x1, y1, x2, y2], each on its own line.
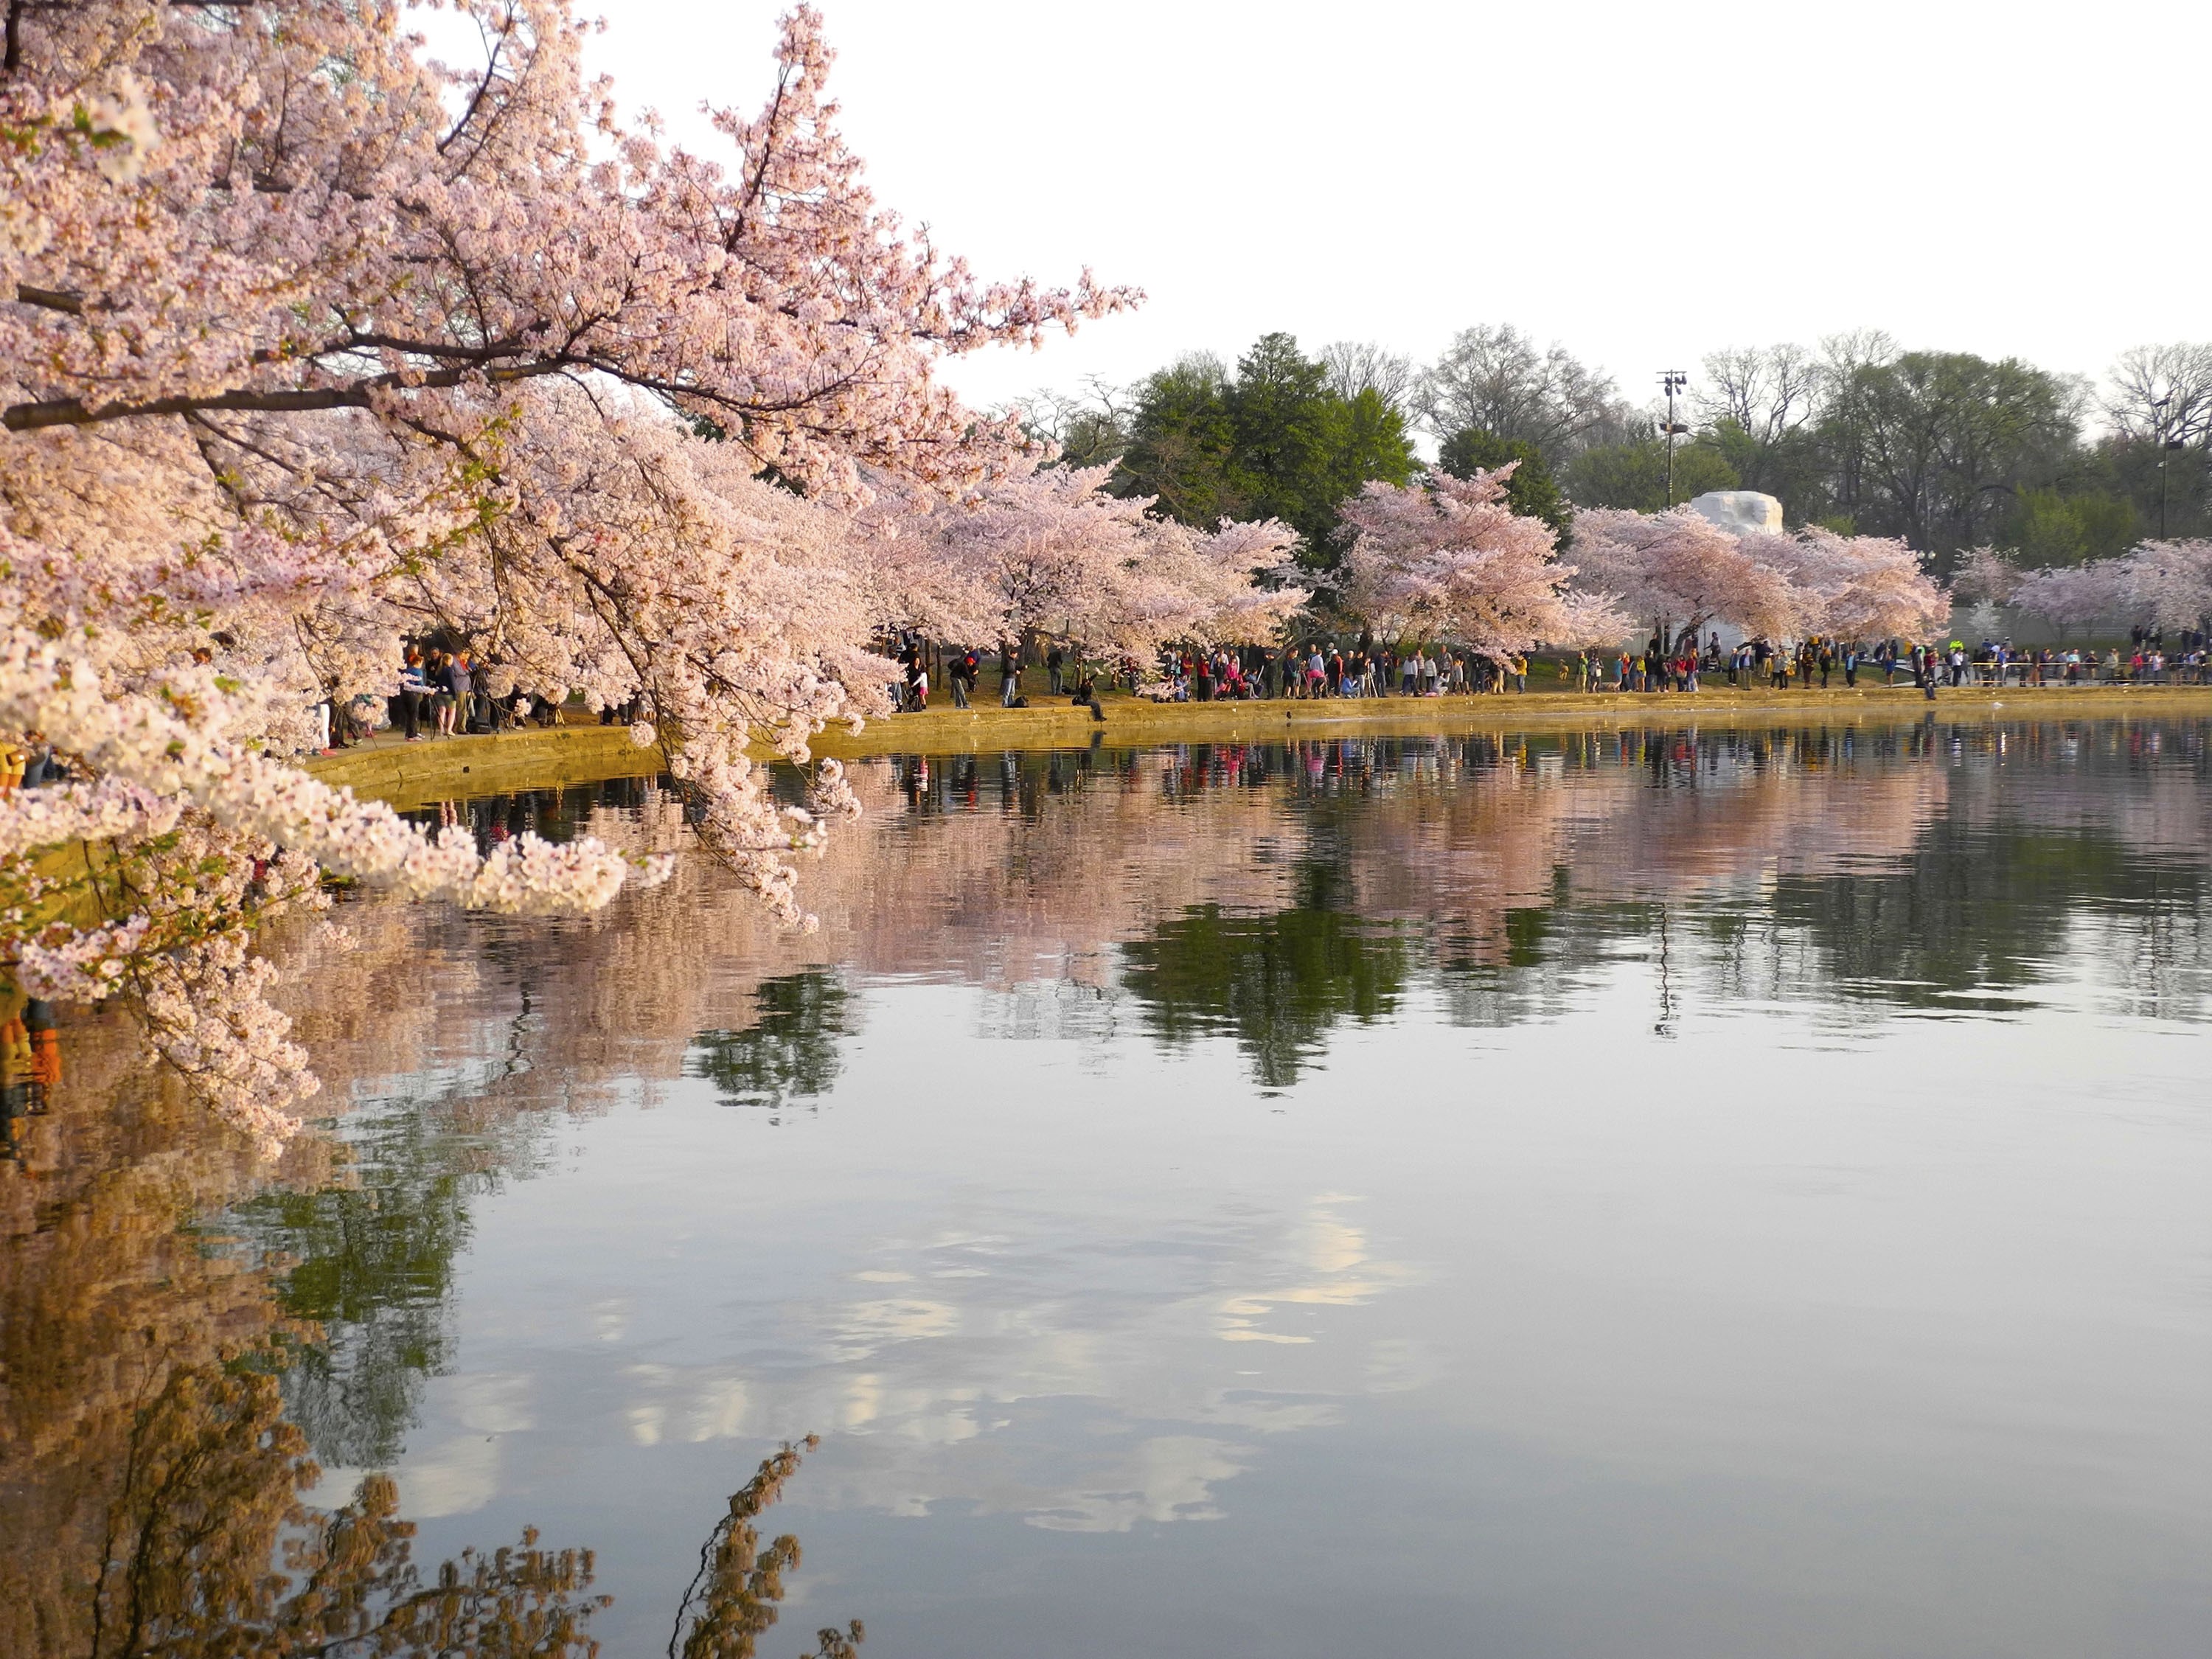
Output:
[4, 359, 572, 431]
[11, 283, 83, 315]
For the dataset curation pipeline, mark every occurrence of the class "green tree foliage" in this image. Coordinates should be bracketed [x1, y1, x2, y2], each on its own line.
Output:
[1436, 428, 1571, 534]
[1820, 348, 2082, 559]
[1562, 436, 1740, 512]
[1115, 352, 1243, 527]
[1114, 333, 1416, 568]
[2006, 487, 2140, 568]
[1684, 335, 2160, 569]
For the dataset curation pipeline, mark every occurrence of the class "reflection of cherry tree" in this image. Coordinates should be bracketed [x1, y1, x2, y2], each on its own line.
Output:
[671, 1437, 864, 1659]
[1322, 728, 1947, 967]
[2, 990, 858, 1655]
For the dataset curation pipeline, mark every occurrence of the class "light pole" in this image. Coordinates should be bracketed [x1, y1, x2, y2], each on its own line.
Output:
[1658, 370, 1690, 507]
[2154, 395, 2172, 540]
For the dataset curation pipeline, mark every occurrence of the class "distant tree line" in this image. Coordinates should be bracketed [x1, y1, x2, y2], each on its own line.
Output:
[1024, 327, 2212, 577]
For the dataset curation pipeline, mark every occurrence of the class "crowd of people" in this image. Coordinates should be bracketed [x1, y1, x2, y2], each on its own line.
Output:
[293, 626, 2212, 754]
[304, 645, 601, 754]
[883, 629, 2212, 713]
[1149, 643, 1526, 701]
[889, 638, 1105, 713]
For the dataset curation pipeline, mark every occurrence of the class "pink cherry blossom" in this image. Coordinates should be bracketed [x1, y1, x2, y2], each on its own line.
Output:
[1952, 546, 2024, 608]
[0, 1, 1135, 1144]
[1339, 467, 1625, 656]
[1568, 507, 1797, 644]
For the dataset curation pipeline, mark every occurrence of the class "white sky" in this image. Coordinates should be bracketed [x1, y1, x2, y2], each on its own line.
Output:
[584, 0, 2211, 417]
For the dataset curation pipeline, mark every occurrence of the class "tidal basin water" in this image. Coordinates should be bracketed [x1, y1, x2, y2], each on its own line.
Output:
[7, 717, 2211, 1657]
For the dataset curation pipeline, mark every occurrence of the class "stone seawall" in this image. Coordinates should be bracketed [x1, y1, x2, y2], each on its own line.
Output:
[304, 684, 2212, 806]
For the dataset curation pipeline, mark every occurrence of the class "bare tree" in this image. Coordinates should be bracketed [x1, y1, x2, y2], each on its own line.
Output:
[2106, 343, 2212, 447]
[1014, 375, 1136, 468]
[1413, 324, 1624, 467]
[1697, 344, 1823, 449]
[1318, 340, 1417, 413]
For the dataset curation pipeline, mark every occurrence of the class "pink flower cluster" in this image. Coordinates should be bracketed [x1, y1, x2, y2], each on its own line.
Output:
[1573, 508, 1950, 644]
[1338, 467, 1624, 655]
[860, 459, 1307, 657]
[1982, 540, 2212, 637]
[0, 2, 1133, 1143]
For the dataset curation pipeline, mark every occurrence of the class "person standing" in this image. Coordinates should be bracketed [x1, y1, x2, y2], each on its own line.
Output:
[427, 650, 453, 737]
[1000, 645, 1021, 706]
[442, 648, 475, 734]
[1047, 647, 1065, 695]
[399, 646, 430, 741]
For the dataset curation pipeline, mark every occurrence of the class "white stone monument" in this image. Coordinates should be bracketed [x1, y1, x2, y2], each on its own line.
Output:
[1687, 490, 1784, 535]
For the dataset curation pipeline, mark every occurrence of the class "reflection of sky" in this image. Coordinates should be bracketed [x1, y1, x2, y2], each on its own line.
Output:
[347, 955, 2212, 1659]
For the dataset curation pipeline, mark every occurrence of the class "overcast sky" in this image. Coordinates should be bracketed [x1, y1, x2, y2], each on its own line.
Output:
[581, 0, 2208, 417]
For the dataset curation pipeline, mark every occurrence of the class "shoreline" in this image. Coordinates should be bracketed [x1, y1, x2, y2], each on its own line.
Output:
[303, 683, 2212, 808]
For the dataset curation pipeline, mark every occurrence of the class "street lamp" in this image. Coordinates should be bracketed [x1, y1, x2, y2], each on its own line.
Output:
[2152, 394, 2188, 540]
[1658, 369, 1690, 507]
[2154, 396, 2172, 539]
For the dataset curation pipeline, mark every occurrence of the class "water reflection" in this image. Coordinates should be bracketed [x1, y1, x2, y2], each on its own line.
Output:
[689, 972, 854, 1120]
[401, 717, 2212, 1040]
[7, 717, 2211, 1655]
[0, 1001, 855, 1655]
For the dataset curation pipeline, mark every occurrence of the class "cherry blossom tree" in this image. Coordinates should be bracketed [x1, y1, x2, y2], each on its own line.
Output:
[0, 1, 1134, 1145]
[2010, 562, 2124, 639]
[2116, 539, 2212, 633]
[1750, 526, 1950, 641]
[2004, 543, 2210, 641]
[1338, 467, 1625, 656]
[1572, 508, 1946, 645]
[1951, 546, 2024, 608]
[861, 462, 1304, 663]
[1566, 507, 1798, 645]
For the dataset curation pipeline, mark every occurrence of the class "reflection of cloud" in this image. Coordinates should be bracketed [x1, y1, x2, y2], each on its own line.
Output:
[589, 1297, 630, 1344]
[1363, 1338, 1443, 1394]
[827, 1298, 960, 1357]
[449, 1370, 535, 1433]
[397, 1431, 501, 1517]
[429, 1190, 1420, 1535]
[1026, 1436, 1252, 1533]
[1216, 1198, 1407, 1344]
